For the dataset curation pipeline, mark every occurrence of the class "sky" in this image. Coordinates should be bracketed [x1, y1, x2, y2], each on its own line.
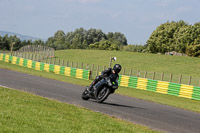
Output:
[0, 0, 199, 44]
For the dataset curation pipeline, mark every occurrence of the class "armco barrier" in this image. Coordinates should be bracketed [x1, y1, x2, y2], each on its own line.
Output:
[118, 75, 200, 100]
[0, 53, 90, 80]
[1, 52, 200, 100]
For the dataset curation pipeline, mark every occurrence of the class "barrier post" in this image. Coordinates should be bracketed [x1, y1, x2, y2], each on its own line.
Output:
[169, 74, 173, 82]
[89, 70, 92, 80]
[188, 76, 192, 85]
[179, 74, 182, 84]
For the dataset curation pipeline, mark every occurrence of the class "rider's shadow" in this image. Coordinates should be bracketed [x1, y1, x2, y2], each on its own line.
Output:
[101, 102, 146, 110]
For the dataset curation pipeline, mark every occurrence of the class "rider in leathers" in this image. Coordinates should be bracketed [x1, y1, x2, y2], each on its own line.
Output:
[87, 64, 122, 93]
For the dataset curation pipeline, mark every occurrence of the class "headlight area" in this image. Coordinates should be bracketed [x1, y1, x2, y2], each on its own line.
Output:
[113, 86, 118, 89]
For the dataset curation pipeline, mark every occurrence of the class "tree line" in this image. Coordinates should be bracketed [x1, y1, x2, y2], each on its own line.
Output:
[45, 28, 128, 50]
[0, 34, 44, 51]
[1, 22, 200, 57]
[147, 20, 200, 57]
[0, 28, 128, 51]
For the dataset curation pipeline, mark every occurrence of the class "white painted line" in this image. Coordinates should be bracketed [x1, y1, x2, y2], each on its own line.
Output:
[0, 84, 13, 89]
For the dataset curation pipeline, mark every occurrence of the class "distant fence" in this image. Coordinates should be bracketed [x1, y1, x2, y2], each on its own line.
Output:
[11, 45, 55, 58]
[0, 53, 90, 80]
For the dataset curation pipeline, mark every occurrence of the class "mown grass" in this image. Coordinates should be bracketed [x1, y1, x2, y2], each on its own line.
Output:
[1, 60, 200, 113]
[53, 49, 200, 76]
[0, 87, 160, 133]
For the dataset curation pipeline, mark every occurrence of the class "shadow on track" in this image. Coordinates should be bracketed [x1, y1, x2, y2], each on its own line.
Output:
[102, 102, 146, 110]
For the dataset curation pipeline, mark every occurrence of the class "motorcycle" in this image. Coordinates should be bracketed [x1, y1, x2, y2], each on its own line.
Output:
[81, 76, 118, 103]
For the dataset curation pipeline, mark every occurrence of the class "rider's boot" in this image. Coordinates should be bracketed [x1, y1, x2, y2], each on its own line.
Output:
[87, 77, 100, 94]
[87, 81, 96, 94]
[87, 84, 93, 92]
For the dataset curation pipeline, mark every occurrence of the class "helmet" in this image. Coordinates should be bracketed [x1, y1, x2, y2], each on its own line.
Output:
[113, 64, 121, 74]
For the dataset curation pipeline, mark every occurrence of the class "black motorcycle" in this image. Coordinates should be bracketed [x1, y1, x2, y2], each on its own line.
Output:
[81, 76, 118, 103]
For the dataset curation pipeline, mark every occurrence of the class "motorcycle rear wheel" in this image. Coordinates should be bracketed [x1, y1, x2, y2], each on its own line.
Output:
[96, 87, 111, 103]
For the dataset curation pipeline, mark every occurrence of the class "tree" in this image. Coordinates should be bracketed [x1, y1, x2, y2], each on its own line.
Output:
[147, 20, 188, 53]
[87, 28, 107, 45]
[173, 25, 190, 53]
[10, 35, 22, 51]
[54, 30, 65, 40]
[65, 28, 88, 49]
[32, 40, 44, 46]
[186, 44, 200, 57]
[0, 34, 22, 51]
[54, 30, 65, 49]
[89, 40, 119, 50]
[1, 35, 10, 50]
[46, 37, 56, 49]
[107, 32, 127, 46]
[174, 22, 200, 54]
[46, 30, 65, 50]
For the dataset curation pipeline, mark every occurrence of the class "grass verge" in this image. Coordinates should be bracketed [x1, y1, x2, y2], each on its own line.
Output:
[0, 87, 159, 133]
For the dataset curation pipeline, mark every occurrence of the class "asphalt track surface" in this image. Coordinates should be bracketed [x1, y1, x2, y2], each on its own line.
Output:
[0, 69, 200, 133]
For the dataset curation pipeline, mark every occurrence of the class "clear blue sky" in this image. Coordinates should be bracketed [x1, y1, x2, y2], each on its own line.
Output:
[0, 0, 199, 44]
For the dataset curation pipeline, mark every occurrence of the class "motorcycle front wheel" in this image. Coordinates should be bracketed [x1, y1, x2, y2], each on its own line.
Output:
[81, 88, 90, 100]
[96, 87, 111, 103]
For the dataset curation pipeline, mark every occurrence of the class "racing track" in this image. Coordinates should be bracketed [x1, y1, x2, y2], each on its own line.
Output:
[0, 68, 200, 133]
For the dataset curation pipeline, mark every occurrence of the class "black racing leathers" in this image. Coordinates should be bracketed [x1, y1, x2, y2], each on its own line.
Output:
[88, 68, 119, 91]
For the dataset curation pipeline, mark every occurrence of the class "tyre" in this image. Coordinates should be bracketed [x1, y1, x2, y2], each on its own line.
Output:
[81, 89, 90, 100]
[96, 87, 111, 103]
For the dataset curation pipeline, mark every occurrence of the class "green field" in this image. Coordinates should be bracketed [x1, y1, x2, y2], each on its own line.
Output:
[50, 50, 200, 86]
[0, 87, 160, 133]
